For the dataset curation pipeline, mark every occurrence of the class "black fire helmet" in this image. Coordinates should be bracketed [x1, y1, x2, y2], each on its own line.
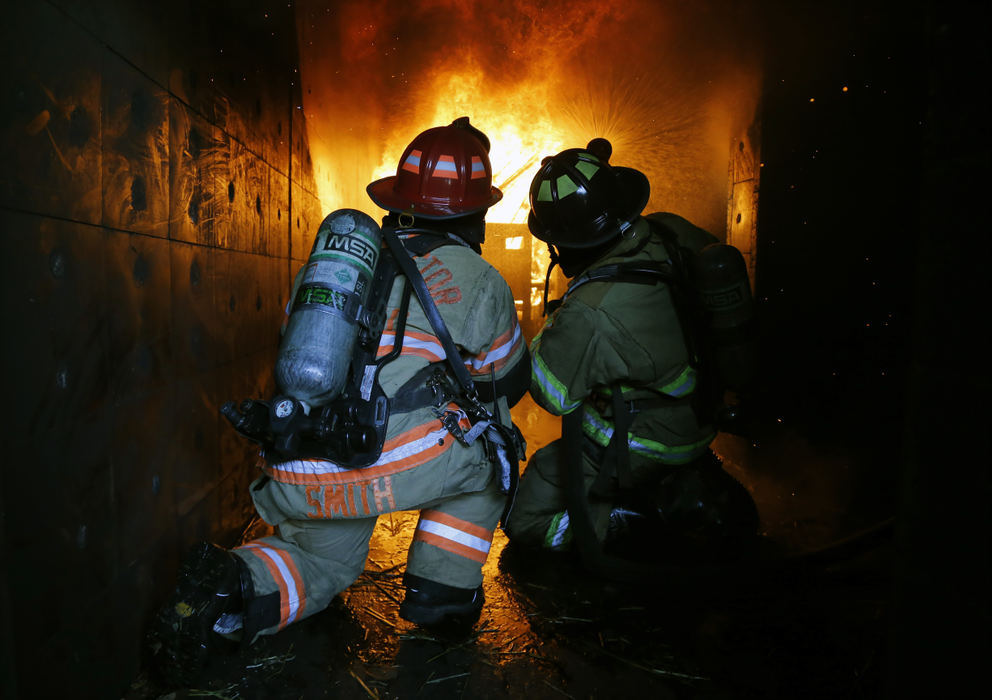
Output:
[527, 139, 650, 249]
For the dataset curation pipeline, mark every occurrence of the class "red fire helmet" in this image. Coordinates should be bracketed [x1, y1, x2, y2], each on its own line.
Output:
[367, 117, 503, 220]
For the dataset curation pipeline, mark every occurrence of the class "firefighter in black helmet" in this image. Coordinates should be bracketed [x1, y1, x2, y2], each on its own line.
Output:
[504, 139, 758, 563]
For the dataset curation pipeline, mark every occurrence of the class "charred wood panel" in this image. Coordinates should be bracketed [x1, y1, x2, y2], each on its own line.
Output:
[728, 129, 761, 288]
[168, 101, 226, 247]
[0, 213, 112, 439]
[0, 0, 103, 225]
[103, 231, 174, 399]
[292, 180, 323, 264]
[0, 1, 315, 696]
[102, 60, 171, 237]
[227, 139, 271, 256]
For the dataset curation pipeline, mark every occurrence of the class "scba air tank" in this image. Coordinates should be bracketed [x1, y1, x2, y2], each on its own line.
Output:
[275, 209, 382, 407]
[692, 243, 757, 391]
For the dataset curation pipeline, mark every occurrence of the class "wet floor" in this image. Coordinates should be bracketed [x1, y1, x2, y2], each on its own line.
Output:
[126, 395, 894, 699]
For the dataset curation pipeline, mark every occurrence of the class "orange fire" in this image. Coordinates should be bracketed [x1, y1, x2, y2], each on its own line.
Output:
[334, 68, 576, 224]
[297, 0, 763, 240]
[294, 0, 764, 478]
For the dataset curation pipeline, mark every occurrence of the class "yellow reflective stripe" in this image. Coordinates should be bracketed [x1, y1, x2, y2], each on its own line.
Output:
[537, 179, 553, 202]
[555, 174, 578, 198]
[581, 406, 713, 465]
[595, 367, 697, 401]
[574, 160, 600, 180]
[530, 334, 581, 414]
[544, 511, 572, 550]
[659, 366, 697, 397]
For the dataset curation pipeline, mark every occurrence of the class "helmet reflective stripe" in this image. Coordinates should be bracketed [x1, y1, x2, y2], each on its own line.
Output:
[537, 179, 554, 202]
[367, 118, 502, 219]
[536, 157, 602, 202]
[574, 158, 601, 180]
[527, 141, 648, 248]
[470, 156, 486, 179]
[555, 174, 579, 198]
[402, 149, 422, 173]
[556, 155, 601, 198]
[432, 155, 458, 179]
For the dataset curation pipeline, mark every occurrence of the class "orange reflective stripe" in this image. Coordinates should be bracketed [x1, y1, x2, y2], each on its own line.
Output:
[383, 307, 400, 331]
[376, 342, 445, 362]
[238, 542, 306, 629]
[467, 319, 523, 375]
[401, 149, 422, 174]
[414, 530, 489, 563]
[420, 509, 493, 541]
[273, 549, 306, 628]
[432, 154, 458, 179]
[413, 510, 493, 564]
[263, 415, 455, 486]
[470, 156, 486, 180]
[376, 328, 446, 362]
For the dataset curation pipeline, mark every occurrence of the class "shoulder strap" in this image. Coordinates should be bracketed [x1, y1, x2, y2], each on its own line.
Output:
[558, 222, 678, 304]
[562, 260, 675, 305]
[401, 232, 472, 256]
[381, 226, 477, 397]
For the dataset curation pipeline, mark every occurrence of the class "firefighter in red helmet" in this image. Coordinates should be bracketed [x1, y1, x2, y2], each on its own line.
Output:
[151, 118, 529, 686]
[504, 139, 759, 570]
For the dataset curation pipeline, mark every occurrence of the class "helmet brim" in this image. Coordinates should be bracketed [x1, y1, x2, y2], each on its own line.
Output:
[528, 166, 650, 248]
[613, 166, 651, 224]
[366, 177, 503, 220]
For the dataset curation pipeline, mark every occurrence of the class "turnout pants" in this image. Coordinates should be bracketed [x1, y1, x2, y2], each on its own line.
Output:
[504, 438, 676, 551]
[231, 430, 505, 639]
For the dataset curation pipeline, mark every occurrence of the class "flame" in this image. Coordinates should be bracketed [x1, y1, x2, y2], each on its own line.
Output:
[296, 0, 765, 475]
[298, 0, 764, 236]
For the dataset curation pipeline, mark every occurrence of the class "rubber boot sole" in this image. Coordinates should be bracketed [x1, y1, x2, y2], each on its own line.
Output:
[148, 542, 239, 687]
[399, 589, 484, 627]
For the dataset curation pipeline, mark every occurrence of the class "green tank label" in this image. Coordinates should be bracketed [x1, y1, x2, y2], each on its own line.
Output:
[701, 282, 748, 310]
[295, 285, 348, 312]
[309, 231, 378, 277]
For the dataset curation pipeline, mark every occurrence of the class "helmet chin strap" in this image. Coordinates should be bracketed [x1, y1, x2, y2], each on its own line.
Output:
[540, 217, 642, 315]
[542, 244, 561, 316]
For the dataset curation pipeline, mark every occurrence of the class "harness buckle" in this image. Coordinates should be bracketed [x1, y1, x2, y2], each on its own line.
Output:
[437, 409, 471, 446]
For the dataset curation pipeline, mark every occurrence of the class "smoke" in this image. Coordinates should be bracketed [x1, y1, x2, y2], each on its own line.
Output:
[296, 0, 763, 233]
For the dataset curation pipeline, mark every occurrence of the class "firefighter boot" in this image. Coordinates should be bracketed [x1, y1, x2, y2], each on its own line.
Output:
[657, 456, 759, 538]
[399, 573, 484, 627]
[149, 541, 246, 687]
[606, 455, 759, 560]
[651, 452, 760, 560]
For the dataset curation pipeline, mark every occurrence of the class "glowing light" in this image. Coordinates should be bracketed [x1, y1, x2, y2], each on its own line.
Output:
[505, 236, 524, 250]
[300, 0, 764, 239]
[366, 72, 569, 224]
